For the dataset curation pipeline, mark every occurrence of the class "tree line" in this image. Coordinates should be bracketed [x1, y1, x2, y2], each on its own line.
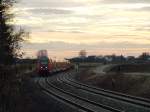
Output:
[0, 0, 26, 65]
[0, 1, 28, 112]
[69, 52, 150, 64]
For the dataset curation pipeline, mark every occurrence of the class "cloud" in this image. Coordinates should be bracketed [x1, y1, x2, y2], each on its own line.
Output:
[16, 0, 84, 8]
[133, 24, 150, 31]
[132, 6, 150, 11]
[28, 8, 73, 15]
[112, 34, 137, 37]
[23, 41, 150, 51]
[48, 29, 84, 34]
[100, 0, 150, 4]
[22, 40, 150, 58]
[135, 27, 150, 31]
[14, 0, 150, 59]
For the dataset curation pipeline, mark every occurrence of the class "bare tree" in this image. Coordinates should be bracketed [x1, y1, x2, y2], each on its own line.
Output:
[0, 0, 27, 65]
[0, 1, 28, 111]
[139, 52, 150, 61]
[79, 50, 87, 58]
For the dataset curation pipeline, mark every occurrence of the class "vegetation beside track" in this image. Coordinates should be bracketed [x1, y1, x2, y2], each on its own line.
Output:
[77, 64, 150, 99]
[0, 64, 36, 112]
[108, 63, 150, 73]
[0, 62, 72, 112]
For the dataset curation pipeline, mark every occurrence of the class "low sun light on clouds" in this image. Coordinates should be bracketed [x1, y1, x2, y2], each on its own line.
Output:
[13, 0, 150, 59]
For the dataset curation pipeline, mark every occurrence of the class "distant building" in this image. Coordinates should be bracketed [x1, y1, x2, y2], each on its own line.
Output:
[97, 55, 103, 59]
[127, 56, 135, 61]
[148, 58, 150, 61]
[105, 57, 113, 62]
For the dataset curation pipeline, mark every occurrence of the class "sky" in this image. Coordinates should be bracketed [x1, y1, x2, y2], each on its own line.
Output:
[12, 0, 150, 60]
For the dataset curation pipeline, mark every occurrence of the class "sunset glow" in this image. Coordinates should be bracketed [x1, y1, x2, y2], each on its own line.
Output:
[13, 0, 150, 59]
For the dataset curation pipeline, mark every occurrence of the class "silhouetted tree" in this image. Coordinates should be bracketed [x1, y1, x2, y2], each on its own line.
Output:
[0, 0, 26, 65]
[79, 50, 87, 58]
[139, 52, 150, 61]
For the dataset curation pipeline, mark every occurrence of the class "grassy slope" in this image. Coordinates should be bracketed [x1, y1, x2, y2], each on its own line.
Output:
[78, 64, 150, 99]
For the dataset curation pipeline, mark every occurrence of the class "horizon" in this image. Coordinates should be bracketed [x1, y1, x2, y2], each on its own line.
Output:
[12, 0, 150, 59]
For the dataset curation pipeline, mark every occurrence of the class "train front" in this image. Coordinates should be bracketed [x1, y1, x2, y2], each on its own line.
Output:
[37, 50, 53, 76]
[37, 56, 51, 76]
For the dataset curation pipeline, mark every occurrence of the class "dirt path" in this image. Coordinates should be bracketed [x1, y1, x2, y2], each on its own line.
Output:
[93, 64, 117, 74]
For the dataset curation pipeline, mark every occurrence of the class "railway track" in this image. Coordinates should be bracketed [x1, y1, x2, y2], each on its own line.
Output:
[54, 71, 150, 112]
[66, 71, 150, 104]
[37, 78, 95, 112]
[38, 78, 121, 112]
[36, 70, 150, 112]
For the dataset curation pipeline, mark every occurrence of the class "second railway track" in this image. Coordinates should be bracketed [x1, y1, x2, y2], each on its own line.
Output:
[36, 70, 150, 112]
[38, 77, 121, 112]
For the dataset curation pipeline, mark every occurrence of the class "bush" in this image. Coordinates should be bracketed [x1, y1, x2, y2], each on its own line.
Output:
[0, 64, 35, 112]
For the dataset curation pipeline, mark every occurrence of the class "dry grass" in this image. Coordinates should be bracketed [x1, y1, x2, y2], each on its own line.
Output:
[0, 64, 36, 112]
[78, 65, 150, 99]
[109, 63, 150, 73]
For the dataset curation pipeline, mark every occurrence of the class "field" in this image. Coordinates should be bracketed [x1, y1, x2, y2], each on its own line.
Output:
[108, 63, 150, 73]
[77, 63, 150, 99]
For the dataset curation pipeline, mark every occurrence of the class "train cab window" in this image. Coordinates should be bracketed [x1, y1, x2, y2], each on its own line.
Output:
[39, 57, 49, 65]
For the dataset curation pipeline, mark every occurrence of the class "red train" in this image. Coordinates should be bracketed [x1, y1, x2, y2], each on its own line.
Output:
[37, 56, 53, 76]
[36, 50, 72, 76]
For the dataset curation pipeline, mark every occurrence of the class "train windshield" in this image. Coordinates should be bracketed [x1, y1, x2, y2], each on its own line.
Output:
[39, 57, 49, 65]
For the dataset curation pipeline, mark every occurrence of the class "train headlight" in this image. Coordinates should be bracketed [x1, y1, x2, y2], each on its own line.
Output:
[40, 67, 43, 69]
[45, 67, 48, 69]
